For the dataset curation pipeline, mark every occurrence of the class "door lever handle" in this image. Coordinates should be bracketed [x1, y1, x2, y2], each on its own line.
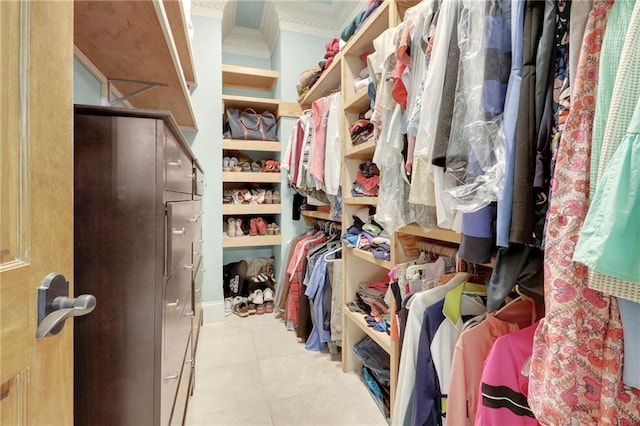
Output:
[36, 295, 96, 340]
[35, 273, 96, 341]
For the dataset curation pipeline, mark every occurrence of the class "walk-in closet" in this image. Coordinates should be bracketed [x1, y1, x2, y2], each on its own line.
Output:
[3, 0, 638, 425]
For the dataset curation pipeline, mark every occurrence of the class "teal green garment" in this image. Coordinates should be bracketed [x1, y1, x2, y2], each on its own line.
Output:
[574, 104, 640, 284]
[590, 0, 635, 198]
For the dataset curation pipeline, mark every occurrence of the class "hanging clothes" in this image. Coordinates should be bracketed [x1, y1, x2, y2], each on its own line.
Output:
[529, 0, 640, 423]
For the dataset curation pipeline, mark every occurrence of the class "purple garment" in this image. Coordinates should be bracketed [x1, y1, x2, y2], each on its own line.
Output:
[411, 299, 446, 426]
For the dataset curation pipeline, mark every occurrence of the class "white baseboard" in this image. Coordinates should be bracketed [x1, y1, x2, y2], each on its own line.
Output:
[202, 301, 226, 323]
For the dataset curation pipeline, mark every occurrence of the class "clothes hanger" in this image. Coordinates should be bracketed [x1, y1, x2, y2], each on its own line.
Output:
[324, 246, 342, 261]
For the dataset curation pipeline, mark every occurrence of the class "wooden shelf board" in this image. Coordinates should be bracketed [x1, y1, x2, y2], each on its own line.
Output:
[223, 204, 282, 215]
[279, 101, 303, 118]
[222, 139, 281, 152]
[223, 235, 281, 248]
[349, 248, 391, 270]
[342, 1, 390, 57]
[397, 224, 461, 244]
[222, 64, 278, 92]
[345, 140, 376, 159]
[344, 309, 391, 354]
[163, 0, 197, 86]
[222, 172, 281, 183]
[74, 1, 197, 130]
[344, 88, 370, 113]
[222, 94, 280, 116]
[343, 196, 378, 206]
[299, 55, 342, 108]
[301, 210, 342, 222]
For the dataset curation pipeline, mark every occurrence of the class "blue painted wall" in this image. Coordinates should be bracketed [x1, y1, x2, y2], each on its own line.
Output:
[183, 15, 225, 322]
[73, 59, 102, 105]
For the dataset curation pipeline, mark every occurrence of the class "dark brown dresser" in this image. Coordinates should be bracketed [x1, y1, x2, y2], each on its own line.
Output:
[73, 105, 204, 425]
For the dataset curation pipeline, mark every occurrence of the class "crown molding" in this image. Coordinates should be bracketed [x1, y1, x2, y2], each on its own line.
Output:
[222, 27, 271, 59]
[191, 0, 227, 19]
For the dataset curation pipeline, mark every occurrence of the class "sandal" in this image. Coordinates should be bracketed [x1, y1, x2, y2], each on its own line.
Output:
[271, 223, 280, 235]
[232, 302, 249, 318]
[264, 190, 274, 204]
[263, 160, 280, 173]
[223, 156, 231, 172]
[250, 189, 265, 204]
[227, 218, 236, 237]
[241, 161, 251, 172]
[251, 162, 261, 173]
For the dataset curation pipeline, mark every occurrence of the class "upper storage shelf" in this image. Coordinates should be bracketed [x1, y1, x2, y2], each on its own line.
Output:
[299, 55, 342, 109]
[222, 65, 278, 92]
[74, 0, 197, 130]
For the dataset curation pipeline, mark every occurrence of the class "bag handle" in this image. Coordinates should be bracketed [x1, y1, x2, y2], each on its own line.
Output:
[240, 108, 262, 130]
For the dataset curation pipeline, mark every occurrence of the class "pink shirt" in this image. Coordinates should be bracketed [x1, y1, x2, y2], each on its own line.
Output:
[475, 322, 541, 426]
[310, 97, 330, 184]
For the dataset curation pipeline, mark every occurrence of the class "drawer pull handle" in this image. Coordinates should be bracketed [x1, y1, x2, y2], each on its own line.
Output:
[193, 250, 199, 256]
[185, 359, 194, 364]
[183, 264, 194, 270]
[198, 239, 204, 243]
[172, 227, 185, 235]
[167, 298, 179, 308]
[165, 373, 179, 380]
[186, 173, 195, 178]
[185, 311, 194, 317]
[167, 159, 182, 167]
[188, 216, 198, 222]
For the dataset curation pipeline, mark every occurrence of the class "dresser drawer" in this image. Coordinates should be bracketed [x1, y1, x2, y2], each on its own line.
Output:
[166, 201, 194, 276]
[161, 322, 191, 426]
[170, 334, 193, 426]
[165, 132, 193, 194]
[194, 165, 204, 196]
[192, 200, 203, 268]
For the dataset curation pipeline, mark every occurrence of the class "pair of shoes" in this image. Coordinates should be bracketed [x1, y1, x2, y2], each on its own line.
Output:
[224, 297, 233, 316]
[233, 302, 249, 317]
[266, 223, 280, 235]
[249, 189, 266, 205]
[226, 218, 244, 237]
[264, 190, 280, 204]
[248, 290, 265, 315]
[263, 288, 274, 313]
[226, 157, 241, 172]
[249, 217, 268, 236]
[261, 159, 280, 173]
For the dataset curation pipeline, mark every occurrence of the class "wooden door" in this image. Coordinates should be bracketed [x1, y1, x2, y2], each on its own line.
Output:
[1, 1, 74, 424]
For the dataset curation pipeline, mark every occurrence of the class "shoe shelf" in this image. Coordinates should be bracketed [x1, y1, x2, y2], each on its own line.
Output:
[348, 247, 392, 270]
[344, 309, 392, 355]
[223, 235, 281, 248]
[222, 139, 281, 152]
[299, 55, 342, 109]
[222, 64, 278, 92]
[343, 196, 378, 206]
[222, 172, 281, 183]
[223, 204, 281, 215]
[344, 88, 370, 113]
[345, 140, 376, 160]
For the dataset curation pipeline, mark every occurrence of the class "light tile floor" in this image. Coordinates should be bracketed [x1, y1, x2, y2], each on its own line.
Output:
[185, 313, 387, 426]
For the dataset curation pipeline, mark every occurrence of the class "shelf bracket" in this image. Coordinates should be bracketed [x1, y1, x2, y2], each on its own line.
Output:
[107, 78, 168, 106]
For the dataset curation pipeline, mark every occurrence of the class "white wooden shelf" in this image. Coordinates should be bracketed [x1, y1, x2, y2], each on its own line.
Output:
[223, 204, 281, 215]
[344, 309, 391, 354]
[343, 196, 378, 206]
[397, 223, 461, 244]
[222, 64, 278, 92]
[345, 140, 376, 159]
[222, 172, 281, 183]
[223, 235, 281, 248]
[299, 55, 342, 108]
[301, 210, 341, 222]
[349, 248, 392, 270]
[223, 139, 281, 152]
[163, 0, 197, 87]
[344, 88, 370, 113]
[74, 0, 197, 129]
[342, 1, 392, 57]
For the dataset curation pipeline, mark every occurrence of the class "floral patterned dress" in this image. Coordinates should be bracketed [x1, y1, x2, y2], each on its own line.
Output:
[528, 0, 640, 424]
